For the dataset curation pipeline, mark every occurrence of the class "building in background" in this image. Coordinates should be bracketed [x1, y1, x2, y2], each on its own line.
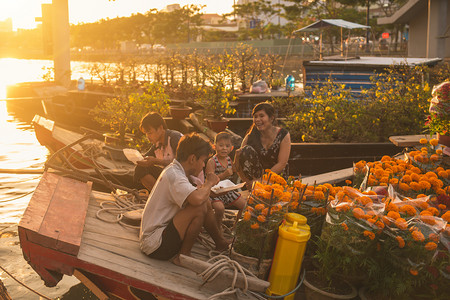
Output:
[378, 0, 449, 58]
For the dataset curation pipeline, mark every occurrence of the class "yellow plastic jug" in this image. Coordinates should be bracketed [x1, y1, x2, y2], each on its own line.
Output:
[285, 212, 310, 231]
[267, 220, 311, 300]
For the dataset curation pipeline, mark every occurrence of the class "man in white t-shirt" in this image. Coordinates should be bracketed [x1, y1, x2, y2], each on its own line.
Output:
[139, 133, 229, 262]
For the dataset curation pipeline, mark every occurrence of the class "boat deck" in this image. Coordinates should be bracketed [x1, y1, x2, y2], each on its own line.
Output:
[80, 191, 234, 299]
[19, 172, 263, 299]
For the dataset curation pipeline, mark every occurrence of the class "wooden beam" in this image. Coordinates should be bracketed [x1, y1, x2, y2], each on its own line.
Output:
[73, 269, 109, 300]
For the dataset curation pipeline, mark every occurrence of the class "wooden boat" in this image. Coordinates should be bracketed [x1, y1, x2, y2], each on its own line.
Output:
[32, 114, 136, 189]
[18, 172, 269, 299]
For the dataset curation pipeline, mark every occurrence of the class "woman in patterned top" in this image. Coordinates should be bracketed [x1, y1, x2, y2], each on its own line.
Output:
[206, 132, 247, 230]
[235, 102, 291, 186]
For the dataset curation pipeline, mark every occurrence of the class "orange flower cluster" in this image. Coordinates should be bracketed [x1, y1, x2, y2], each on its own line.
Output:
[354, 153, 449, 198]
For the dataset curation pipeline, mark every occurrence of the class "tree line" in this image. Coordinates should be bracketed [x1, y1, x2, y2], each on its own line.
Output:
[0, 0, 408, 57]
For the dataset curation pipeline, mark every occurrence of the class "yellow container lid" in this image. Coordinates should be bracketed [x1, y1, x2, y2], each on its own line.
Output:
[285, 213, 307, 225]
[278, 221, 311, 242]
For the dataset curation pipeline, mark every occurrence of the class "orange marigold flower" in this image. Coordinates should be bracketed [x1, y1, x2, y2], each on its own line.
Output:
[255, 203, 265, 211]
[243, 211, 251, 221]
[251, 223, 259, 229]
[425, 242, 437, 251]
[441, 211, 450, 222]
[411, 230, 425, 242]
[386, 203, 399, 212]
[419, 181, 431, 190]
[426, 207, 439, 216]
[359, 196, 373, 206]
[261, 208, 269, 216]
[430, 154, 440, 162]
[352, 208, 365, 219]
[396, 236, 405, 248]
[430, 138, 439, 146]
[401, 175, 412, 183]
[411, 173, 421, 181]
[314, 191, 325, 201]
[341, 223, 349, 231]
[428, 233, 439, 242]
[395, 218, 408, 230]
[381, 155, 391, 162]
[410, 182, 421, 191]
[420, 210, 433, 216]
[345, 179, 352, 185]
[375, 221, 385, 229]
[363, 230, 375, 240]
[438, 204, 446, 210]
[438, 171, 448, 179]
[419, 138, 427, 144]
[382, 216, 391, 226]
[400, 204, 417, 216]
[257, 215, 266, 223]
[410, 269, 419, 276]
[411, 167, 422, 174]
[420, 215, 436, 225]
[399, 183, 411, 191]
[336, 203, 351, 212]
[387, 211, 401, 220]
[355, 161, 365, 169]
[389, 178, 399, 185]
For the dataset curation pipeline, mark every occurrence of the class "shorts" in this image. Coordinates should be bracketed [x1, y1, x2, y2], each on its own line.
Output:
[134, 165, 164, 184]
[148, 220, 182, 260]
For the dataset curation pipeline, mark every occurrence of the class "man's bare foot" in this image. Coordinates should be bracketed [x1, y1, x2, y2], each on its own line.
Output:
[215, 239, 230, 252]
[171, 254, 182, 266]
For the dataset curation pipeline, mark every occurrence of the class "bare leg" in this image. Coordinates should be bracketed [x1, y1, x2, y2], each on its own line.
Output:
[229, 196, 247, 231]
[140, 174, 157, 191]
[172, 202, 207, 257]
[212, 201, 225, 230]
[203, 201, 230, 251]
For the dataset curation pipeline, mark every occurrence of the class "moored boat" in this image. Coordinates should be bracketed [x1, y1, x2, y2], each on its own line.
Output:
[18, 172, 268, 299]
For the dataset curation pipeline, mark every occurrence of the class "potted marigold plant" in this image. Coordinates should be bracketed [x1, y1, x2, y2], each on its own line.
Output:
[425, 81, 450, 147]
[197, 85, 236, 132]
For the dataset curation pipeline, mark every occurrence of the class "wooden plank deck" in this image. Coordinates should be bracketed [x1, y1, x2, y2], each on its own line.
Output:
[77, 190, 258, 299]
[389, 134, 436, 147]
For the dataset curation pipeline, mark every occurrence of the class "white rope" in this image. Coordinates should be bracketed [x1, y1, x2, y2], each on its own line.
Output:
[96, 192, 145, 229]
[199, 255, 260, 300]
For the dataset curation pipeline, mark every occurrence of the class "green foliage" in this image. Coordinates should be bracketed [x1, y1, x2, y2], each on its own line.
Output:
[198, 86, 236, 120]
[233, 219, 279, 259]
[274, 64, 441, 143]
[90, 82, 169, 143]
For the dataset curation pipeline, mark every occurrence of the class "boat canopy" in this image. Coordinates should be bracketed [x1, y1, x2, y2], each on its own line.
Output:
[293, 19, 370, 33]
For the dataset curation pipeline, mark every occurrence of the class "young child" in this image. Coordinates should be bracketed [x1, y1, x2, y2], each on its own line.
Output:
[205, 132, 247, 229]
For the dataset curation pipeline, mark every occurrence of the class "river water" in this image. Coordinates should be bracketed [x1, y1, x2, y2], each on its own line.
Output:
[0, 58, 93, 299]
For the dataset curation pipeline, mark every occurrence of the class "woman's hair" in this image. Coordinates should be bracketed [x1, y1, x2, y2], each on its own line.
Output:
[176, 133, 213, 162]
[139, 112, 167, 132]
[252, 102, 276, 121]
[247, 102, 277, 136]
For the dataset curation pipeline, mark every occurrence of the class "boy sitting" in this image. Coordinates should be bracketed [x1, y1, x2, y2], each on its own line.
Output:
[134, 112, 182, 191]
[139, 133, 230, 262]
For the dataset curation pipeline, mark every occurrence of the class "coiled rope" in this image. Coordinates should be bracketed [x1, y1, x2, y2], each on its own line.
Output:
[200, 255, 258, 300]
[95, 192, 146, 229]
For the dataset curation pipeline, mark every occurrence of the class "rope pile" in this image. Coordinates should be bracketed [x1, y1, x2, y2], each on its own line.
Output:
[96, 192, 146, 229]
[200, 255, 266, 300]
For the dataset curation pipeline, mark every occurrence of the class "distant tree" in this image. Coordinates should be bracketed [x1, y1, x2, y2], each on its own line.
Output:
[230, 0, 280, 39]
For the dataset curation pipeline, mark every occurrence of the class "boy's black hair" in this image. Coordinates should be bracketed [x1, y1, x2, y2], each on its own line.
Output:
[139, 112, 167, 132]
[214, 131, 232, 144]
[176, 133, 213, 162]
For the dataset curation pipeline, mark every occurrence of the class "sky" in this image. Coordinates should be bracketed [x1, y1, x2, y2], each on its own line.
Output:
[0, 0, 235, 31]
